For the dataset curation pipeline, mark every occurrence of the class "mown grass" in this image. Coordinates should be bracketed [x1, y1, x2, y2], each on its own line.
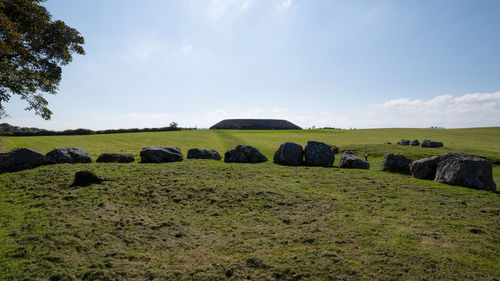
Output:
[0, 128, 499, 280]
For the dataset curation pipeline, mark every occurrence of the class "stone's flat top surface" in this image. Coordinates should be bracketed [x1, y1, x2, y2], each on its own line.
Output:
[210, 119, 302, 130]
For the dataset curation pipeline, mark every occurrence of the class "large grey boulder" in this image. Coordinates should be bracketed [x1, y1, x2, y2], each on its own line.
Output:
[421, 140, 443, 148]
[410, 139, 420, 146]
[224, 145, 267, 163]
[409, 156, 440, 180]
[339, 151, 370, 170]
[0, 148, 46, 174]
[96, 153, 135, 163]
[273, 142, 303, 166]
[304, 141, 335, 167]
[140, 147, 183, 163]
[397, 139, 410, 146]
[382, 153, 412, 174]
[187, 148, 221, 160]
[435, 153, 496, 191]
[45, 148, 93, 164]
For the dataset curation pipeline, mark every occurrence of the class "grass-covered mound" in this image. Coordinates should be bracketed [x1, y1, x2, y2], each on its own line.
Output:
[0, 128, 499, 279]
[210, 119, 302, 130]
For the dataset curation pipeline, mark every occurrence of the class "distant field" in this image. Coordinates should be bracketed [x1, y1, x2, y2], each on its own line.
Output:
[1, 128, 499, 280]
[1, 127, 500, 161]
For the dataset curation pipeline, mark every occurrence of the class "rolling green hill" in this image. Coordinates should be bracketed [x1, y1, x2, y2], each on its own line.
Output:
[1, 128, 499, 280]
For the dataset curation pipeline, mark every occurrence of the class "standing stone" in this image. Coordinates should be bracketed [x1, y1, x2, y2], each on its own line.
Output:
[339, 151, 370, 170]
[304, 141, 335, 167]
[96, 153, 135, 163]
[273, 142, 303, 166]
[409, 156, 440, 180]
[382, 153, 412, 174]
[435, 153, 496, 191]
[45, 148, 93, 164]
[410, 139, 420, 146]
[224, 145, 267, 164]
[140, 147, 183, 163]
[0, 148, 46, 174]
[397, 139, 411, 145]
[421, 140, 444, 148]
[187, 148, 221, 160]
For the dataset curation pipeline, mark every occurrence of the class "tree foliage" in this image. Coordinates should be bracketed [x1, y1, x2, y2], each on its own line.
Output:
[0, 0, 84, 119]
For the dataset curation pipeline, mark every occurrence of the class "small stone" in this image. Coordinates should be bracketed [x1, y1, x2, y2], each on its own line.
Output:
[71, 171, 102, 187]
[339, 151, 370, 170]
[421, 140, 443, 148]
[397, 139, 410, 145]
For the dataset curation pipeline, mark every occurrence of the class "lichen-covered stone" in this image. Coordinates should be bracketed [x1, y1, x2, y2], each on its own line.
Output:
[339, 151, 370, 170]
[140, 147, 183, 163]
[224, 145, 267, 163]
[435, 153, 496, 191]
[304, 141, 335, 167]
[273, 142, 303, 166]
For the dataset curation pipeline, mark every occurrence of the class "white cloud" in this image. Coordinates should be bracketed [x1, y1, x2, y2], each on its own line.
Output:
[7, 91, 498, 131]
[382, 92, 500, 113]
[192, 92, 500, 129]
[240, 0, 252, 11]
[199, 91, 500, 129]
[375, 91, 500, 128]
[383, 98, 422, 108]
[276, 0, 292, 10]
[208, 110, 229, 117]
[180, 43, 193, 54]
[207, 0, 230, 19]
[204, 106, 292, 126]
[272, 106, 288, 114]
[188, 0, 252, 20]
[126, 39, 166, 61]
[86, 113, 176, 130]
[123, 38, 199, 64]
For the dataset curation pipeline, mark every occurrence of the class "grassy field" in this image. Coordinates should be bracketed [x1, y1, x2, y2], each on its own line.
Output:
[1, 127, 500, 161]
[0, 128, 499, 280]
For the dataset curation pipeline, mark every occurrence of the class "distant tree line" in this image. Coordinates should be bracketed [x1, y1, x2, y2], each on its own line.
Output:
[0, 122, 195, 136]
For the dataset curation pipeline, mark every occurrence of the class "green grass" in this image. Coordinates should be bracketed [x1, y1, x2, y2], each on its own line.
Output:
[0, 128, 499, 280]
[2, 127, 500, 161]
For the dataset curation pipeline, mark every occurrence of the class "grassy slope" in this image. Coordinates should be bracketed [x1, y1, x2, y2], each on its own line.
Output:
[0, 128, 499, 280]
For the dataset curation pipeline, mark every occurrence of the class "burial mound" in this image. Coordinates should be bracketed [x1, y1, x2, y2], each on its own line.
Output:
[210, 119, 302, 130]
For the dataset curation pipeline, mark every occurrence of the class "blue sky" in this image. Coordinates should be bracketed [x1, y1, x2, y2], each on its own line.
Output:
[4, 0, 500, 129]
